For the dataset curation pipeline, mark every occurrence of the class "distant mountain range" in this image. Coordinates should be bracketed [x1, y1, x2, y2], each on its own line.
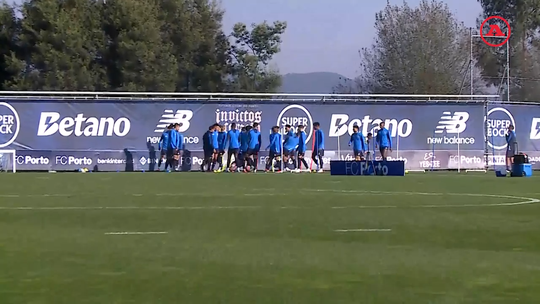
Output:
[279, 72, 353, 94]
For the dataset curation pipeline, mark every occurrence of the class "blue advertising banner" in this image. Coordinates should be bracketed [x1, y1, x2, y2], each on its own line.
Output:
[0, 99, 538, 171]
[330, 160, 405, 176]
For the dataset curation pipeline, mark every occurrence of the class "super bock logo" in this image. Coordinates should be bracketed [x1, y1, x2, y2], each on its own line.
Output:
[0, 102, 20, 148]
[485, 107, 515, 150]
[276, 105, 313, 143]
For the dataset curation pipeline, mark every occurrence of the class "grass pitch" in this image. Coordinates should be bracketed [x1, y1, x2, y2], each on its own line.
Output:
[1, 172, 540, 304]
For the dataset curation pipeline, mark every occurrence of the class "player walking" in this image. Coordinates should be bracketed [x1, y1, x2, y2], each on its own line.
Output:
[348, 125, 366, 161]
[157, 124, 173, 171]
[265, 126, 282, 172]
[376, 121, 392, 161]
[296, 125, 309, 172]
[312, 122, 325, 173]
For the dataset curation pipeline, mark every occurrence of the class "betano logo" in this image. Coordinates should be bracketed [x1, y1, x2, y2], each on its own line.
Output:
[37, 113, 130, 137]
[427, 112, 475, 145]
[328, 114, 412, 138]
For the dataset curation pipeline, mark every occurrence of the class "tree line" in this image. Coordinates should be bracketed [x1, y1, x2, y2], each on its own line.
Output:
[0, 0, 286, 92]
[335, 0, 540, 102]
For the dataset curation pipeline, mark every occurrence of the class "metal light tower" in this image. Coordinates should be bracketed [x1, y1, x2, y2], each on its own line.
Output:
[470, 28, 510, 101]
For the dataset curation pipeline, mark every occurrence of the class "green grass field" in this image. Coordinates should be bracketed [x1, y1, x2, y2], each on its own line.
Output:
[1, 172, 540, 304]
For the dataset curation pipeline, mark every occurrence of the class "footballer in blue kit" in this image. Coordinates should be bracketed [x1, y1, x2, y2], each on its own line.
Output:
[157, 124, 174, 170]
[238, 126, 251, 171]
[214, 125, 227, 172]
[296, 125, 309, 171]
[265, 126, 282, 172]
[283, 124, 299, 171]
[226, 123, 241, 171]
[375, 121, 392, 160]
[312, 122, 325, 172]
[348, 125, 366, 161]
[245, 122, 261, 172]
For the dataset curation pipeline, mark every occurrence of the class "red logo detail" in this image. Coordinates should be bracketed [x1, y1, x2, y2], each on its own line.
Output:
[480, 16, 510, 47]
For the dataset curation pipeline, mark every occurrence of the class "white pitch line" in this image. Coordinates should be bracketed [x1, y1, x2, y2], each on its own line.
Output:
[335, 229, 392, 232]
[0, 191, 538, 210]
[105, 232, 168, 235]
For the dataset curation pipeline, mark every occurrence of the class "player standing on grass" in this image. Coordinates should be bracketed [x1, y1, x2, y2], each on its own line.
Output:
[157, 124, 173, 170]
[506, 124, 517, 172]
[365, 132, 373, 161]
[283, 124, 298, 171]
[265, 126, 282, 172]
[172, 123, 184, 170]
[202, 125, 214, 172]
[210, 124, 219, 171]
[246, 123, 261, 172]
[312, 122, 325, 173]
[166, 123, 181, 171]
[296, 125, 309, 172]
[376, 121, 392, 160]
[215, 125, 227, 172]
[226, 123, 240, 172]
[238, 126, 250, 171]
[348, 125, 366, 161]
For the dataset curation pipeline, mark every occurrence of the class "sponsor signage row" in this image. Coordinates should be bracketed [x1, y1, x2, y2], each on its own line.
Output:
[6, 149, 540, 171]
[1, 100, 540, 171]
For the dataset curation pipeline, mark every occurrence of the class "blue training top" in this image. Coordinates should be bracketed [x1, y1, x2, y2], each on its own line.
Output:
[227, 129, 240, 149]
[349, 132, 366, 151]
[267, 132, 282, 153]
[297, 131, 307, 152]
[314, 129, 325, 150]
[159, 130, 170, 150]
[376, 128, 392, 148]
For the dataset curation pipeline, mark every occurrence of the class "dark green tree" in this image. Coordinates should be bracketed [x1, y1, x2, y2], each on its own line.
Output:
[101, 0, 178, 91]
[227, 21, 286, 92]
[0, 2, 20, 90]
[155, 0, 229, 92]
[5, 0, 106, 90]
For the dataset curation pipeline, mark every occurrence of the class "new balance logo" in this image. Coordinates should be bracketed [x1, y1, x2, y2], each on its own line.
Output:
[434, 112, 469, 134]
[530, 118, 540, 139]
[154, 110, 193, 133]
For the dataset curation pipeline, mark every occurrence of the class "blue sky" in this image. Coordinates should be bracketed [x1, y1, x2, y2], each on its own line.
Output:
[221, 0, 482, 78]
[7, 0, 483, 78]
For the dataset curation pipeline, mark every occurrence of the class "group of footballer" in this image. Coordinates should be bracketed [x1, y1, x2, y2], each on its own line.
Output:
[198, 122, 326, 173]
[157, 120, 394, 173]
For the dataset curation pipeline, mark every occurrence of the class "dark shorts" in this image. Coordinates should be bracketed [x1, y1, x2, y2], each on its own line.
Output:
[218, 149, 225, 154]
[228, 148, 239, 155]
[297, 151, 305, 157]
[204, 149, 213, 158]
[283, 149, 294, 156]
[379, 146, 389, 154]
[246, 149, 257, 156]
[353, 149, 364, 157]
[160, 149, 167, 157]
[313, 149, 324, 157]
[166, 148, 175, 159]
[506, 149, 515, 157]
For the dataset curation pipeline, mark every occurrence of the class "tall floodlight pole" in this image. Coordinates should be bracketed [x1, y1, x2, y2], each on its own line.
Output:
[470, 30, 510, 101]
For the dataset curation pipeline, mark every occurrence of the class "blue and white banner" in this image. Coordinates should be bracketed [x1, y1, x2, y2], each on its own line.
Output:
[1, 99, 539, 171]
